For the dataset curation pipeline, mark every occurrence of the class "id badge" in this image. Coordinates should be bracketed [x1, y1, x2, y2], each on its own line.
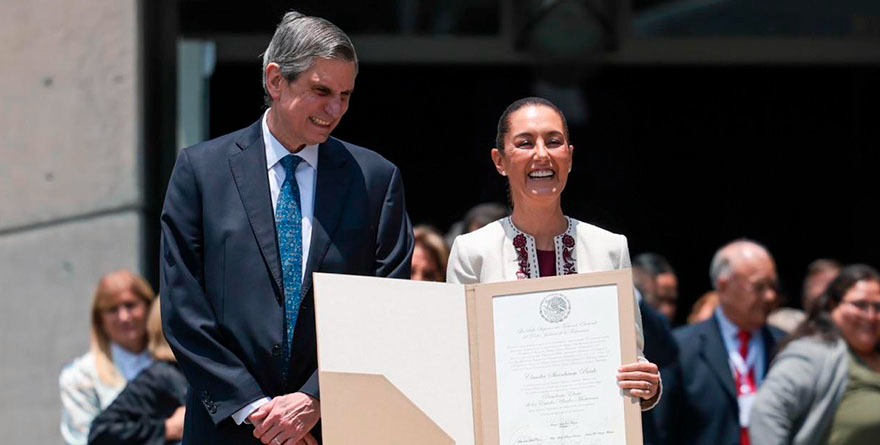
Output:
[738, 391, 756, 427]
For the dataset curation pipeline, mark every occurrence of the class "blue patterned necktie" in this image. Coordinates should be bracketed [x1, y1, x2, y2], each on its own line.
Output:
[276, 154, 304, 378]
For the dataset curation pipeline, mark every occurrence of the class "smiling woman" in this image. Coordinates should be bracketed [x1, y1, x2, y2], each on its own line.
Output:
[59, 270, 156, 445]
[446, 96, 662, 410]
[750, 264, 880, 445]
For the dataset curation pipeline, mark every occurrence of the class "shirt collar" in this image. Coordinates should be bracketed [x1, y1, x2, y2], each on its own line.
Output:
[714, 306, 759, 344]
[261, 111, 319, 171]
[110, 342, 153, 380]
[714, 305, 737, 333]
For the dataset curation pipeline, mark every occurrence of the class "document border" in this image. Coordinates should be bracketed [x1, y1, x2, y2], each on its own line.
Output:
[466, 269, 643, 445]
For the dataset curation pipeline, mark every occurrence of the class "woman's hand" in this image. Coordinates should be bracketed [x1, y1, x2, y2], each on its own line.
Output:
[617, 361, 660, 400]
[164, 406, 186, 441]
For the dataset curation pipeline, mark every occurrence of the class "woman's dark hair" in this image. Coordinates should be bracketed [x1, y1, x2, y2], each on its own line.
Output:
[495, 96, 569, 151]
[494, 97, 570, 210]
[775, 263, 880, 356]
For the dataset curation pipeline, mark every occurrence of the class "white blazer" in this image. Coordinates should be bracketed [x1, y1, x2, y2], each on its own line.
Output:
[447, 216, 644, 356]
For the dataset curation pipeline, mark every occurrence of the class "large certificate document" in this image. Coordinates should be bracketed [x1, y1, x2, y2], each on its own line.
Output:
[492, 286, 628, 444]
[314, 269, 643, 445]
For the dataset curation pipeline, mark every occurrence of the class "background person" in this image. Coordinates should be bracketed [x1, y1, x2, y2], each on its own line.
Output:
[60, 270, 156, 445]
[635, 288, 680, 445]
[633, 252, 680, 324]
[88, 299, 188, 445]
[768, 257, 842, 333]
[444, 201, 509, 248]
[687, 290, 719, 325]
[411, 224, 449, 282]
[802, 258, 843, 313]
[750, 264, 880, 445]
[655, 239, 787, 445]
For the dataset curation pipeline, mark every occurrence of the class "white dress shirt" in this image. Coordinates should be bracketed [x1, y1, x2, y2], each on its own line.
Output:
[231, 112, 320, 425]
[263, 112, 318, 281]
[714, 307, 767, 386]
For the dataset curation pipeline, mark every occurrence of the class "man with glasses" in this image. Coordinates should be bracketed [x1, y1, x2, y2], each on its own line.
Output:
[654, 239, 787, 445]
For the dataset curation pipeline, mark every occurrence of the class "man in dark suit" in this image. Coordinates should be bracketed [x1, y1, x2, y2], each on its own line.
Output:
[633, 252, 680, 324]
[654, 239, 786, 445]
[638, 297, 678, 445]
[160, 11, 413, 445]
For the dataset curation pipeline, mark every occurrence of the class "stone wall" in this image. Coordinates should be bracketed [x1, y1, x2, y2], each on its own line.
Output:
[0, 0, 143, 442]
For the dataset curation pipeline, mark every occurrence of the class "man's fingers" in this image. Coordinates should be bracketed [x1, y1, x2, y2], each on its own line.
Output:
[257, 424, 284, 444]
[249, 402, 274, 434]
[252, 410, 278, 438]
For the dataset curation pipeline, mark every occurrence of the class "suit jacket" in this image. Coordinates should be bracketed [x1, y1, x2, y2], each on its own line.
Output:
[749, 337, 849, 445]
[88, 361, 188, 445]
[655, 316, 786, 445]
[160, 119, 414, 444]
[639, 299, 679, 445]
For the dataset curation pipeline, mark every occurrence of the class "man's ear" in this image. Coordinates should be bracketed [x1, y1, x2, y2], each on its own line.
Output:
[265, 63, 284, 101]
[716, 276, 730, 293]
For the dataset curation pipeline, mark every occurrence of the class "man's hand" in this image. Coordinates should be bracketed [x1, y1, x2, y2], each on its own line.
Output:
[249, 393, 320, 445]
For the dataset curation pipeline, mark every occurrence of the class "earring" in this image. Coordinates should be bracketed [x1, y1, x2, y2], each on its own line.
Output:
[500, 171, 507, 176]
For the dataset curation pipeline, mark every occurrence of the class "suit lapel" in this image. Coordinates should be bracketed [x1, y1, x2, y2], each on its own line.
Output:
[229, 120, 284, 301]
[302, 138, 351, 297]
[760, 326, 782, 378]
[700, 317, 737, 402]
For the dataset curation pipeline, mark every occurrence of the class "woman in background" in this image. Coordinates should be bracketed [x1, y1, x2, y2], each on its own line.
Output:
[687, 290, 719, 325]
[411, 224, 450, 282]
[88, 299, 188, 445]
[750, 264, 880, 445]
[60, 270, 155, 445]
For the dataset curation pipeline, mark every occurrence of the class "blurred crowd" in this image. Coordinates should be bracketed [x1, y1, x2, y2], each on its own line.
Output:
[412, 202, 879, 445]
[60, 202, 879, 445]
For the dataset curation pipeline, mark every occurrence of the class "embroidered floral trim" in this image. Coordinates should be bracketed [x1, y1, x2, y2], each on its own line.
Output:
[561, 234, 576, 275]
[513, 234, 530, 279]
[506, 217, 577, 279]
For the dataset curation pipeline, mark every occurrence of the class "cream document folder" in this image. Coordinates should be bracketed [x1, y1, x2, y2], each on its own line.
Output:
[313, 269, 643, 445]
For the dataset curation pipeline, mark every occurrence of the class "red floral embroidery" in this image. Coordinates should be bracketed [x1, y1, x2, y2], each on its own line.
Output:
[509, 219, 576, 278]
[513, 234, 530, 279]
[561, 234, 576, 275]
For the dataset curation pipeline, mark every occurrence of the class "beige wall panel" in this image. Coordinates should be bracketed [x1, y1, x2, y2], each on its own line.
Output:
[0, 0, 141, 231]
[0, 0, 144, 443]
[0, 212, 144, 444]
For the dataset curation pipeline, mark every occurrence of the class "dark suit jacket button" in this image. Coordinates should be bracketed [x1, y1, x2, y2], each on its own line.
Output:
[272, 344, 283, 356]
